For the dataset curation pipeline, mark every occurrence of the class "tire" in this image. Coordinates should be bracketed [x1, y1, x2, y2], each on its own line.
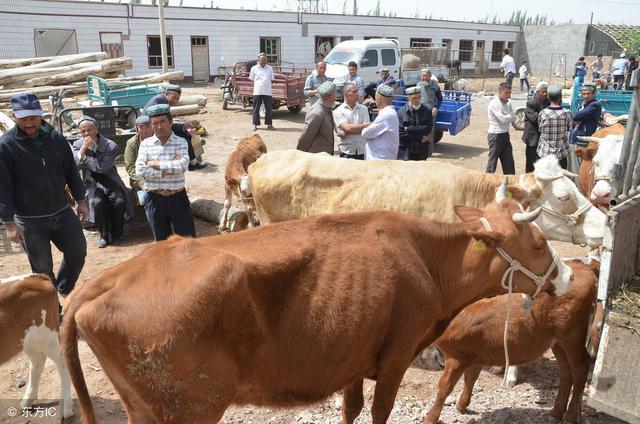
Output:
[222, 99, 229, 110]
[287, 105, 302, 114]
[512, 108, 525, 131]
[259, 103, 266, 119]
[434, 130, 444, 143]
[126, 110, 138, 129]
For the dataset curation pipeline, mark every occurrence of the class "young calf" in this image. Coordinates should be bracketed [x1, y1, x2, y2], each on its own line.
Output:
[0, 274, 73, 418]
[425, 260, 598, 424]
[219, 134, 267, 232]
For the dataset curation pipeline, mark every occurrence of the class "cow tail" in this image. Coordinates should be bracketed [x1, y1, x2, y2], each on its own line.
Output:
[60, 285, 110, 424]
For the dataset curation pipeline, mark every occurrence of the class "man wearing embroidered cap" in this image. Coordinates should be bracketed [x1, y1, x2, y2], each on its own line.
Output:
[375, 68, 396, 88]
[0, 92, 88, 297]
[72, 115, 134, 248]
[143, 84, 206, 171]
[135, 104, 196, 241]
[396, 86, 433, 161]
[297, 81, 336, 155]
[361, 84, 400, 160]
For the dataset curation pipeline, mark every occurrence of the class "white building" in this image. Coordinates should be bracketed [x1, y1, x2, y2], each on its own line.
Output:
[0, 0, 521, 82]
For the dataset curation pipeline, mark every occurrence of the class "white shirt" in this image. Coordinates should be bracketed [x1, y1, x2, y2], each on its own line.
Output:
[500, 54, 516, 76]
[518, 64, 528, 79]
[611, 58, 628, 76]
[488, 96, 515, 134]
[135, 133, 189, 191]
[249, 64, 275, 96]
[361, 105, 399, 160]
[333, 102, 370, 155]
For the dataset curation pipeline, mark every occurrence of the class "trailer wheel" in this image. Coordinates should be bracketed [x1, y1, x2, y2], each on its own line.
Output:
[126, 110, 138, 129]
[222, 99, 229, 110]
[434, 130, 444, 143]
[287, 105, 302, 114]
[259, 103, 266, 119]
[512, 108, 525, 131]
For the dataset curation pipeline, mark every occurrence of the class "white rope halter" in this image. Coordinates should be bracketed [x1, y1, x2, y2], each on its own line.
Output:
[479, 217, 562, 386]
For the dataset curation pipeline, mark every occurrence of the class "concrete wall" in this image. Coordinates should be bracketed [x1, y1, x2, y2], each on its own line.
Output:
[0, 0, 520, 79]
[522, 24, 589, 78]
[585, 27, 623, 57]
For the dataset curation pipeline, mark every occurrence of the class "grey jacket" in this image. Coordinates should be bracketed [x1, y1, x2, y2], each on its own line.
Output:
[72, 135, 134, 222]
[296, 101, 335, 155]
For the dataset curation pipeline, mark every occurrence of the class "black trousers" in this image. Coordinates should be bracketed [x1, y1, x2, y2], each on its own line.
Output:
[252, 95, 273, 126]
[172, 123, 196, 162]
[559, 157, 568, 170]
[397, 145, 428, 161]
[93, 188, 126, 241]
[15, 207, 86, 295]
[148, 190, 196, 241]
[486, 132, 515, 175]
[505, 72, 515, 86]
[525, 145, 540, 173]
[339, 152, 365, 160]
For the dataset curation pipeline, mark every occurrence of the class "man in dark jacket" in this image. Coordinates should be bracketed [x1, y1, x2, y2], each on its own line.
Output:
[144, 84, 206, 171]
[568, 83, 602, 173]
[0, 92, 87, 296]
[522, 81, 550, 172]
[397, 86, 433, 161]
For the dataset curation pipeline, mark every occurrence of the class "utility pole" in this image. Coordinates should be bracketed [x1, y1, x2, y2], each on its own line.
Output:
[158, 0, 169, 73]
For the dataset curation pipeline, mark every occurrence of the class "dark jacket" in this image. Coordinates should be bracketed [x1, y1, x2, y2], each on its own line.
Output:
[72, 135, 134, 223]
[572, 99, 602, 143]
[522, 95, 551, 147]
[397, 104, 433, 148]
[0, 121, 85, 222]
[296, 101, 335, 155]
[143, 93, 169, 114]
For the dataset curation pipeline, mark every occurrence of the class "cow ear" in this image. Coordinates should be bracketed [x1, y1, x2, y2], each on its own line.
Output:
[466, 230, 505, 248]
[506, 185, 528, 201]
[454, 205, 484, 222]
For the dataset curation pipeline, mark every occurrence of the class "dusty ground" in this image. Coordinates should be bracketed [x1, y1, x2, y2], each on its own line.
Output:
[0, 78, 626, 423]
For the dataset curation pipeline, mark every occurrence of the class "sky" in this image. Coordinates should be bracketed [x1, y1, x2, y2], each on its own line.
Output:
[150, 0, 640, 24]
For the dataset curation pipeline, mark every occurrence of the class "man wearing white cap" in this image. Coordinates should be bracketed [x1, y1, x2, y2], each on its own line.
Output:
[397, 86, 433, 161]
[249, 53, 275, 130]
[297, 81, 336, 155]
[361, 84, 400, 160]
[611, 52, 629, 90]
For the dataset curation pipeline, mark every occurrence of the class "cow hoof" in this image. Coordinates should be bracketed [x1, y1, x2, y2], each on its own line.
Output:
[548, 408, 564, 421]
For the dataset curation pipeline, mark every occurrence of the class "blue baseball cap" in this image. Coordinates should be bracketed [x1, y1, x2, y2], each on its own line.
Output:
[10, 92, 43, 118]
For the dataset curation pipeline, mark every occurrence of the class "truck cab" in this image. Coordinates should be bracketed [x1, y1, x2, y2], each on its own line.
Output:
[324, 39, 401, 87]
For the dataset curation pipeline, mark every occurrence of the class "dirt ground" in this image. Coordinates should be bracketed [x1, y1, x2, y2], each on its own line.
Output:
[0, 78, 626, 424]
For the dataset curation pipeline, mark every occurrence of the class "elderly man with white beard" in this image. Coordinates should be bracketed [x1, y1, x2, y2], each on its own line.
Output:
[396, 86, 433, 161]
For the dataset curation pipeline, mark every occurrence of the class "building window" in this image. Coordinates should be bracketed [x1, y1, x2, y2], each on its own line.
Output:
[459, 40, 474, 62]
[410, 38, 432, 47]
[191, 36, 207, 46]
[491, 41, 505, 62]
[100, 32, 124, 58]
[361, 49, 378, 67]
[381, 49, 396, 66]
[147, 35, 173, 68]
[260, 37, 280, 65]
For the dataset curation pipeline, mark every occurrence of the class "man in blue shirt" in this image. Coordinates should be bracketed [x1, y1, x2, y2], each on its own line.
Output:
[568, 83, 602, 173]
[0, 93, 88, 296]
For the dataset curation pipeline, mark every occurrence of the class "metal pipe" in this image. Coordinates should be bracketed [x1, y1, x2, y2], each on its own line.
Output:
[617, 70, 639, 197]
[158, 0, 169, 74]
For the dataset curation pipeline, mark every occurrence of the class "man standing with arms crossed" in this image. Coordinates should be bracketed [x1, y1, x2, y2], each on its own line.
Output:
[334, 83, 370, 159]
[249, 53, 275, 131]
[0, 92, 87, 297]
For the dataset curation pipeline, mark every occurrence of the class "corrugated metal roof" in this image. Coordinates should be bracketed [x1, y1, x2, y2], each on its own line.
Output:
[593, 24, 640, 50]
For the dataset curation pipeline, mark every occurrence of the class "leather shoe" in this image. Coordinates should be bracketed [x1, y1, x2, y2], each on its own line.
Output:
[267, 125, 275, 130]
[110, 237, 123, 246]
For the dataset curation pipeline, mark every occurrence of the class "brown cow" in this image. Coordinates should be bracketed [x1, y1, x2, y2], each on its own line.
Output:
[219, 134, 267, 232]
[574, 123, 625, 204]
[0, 274, 73, 418]
[423, 260, 599, 424]
[62, 199, 573, 424]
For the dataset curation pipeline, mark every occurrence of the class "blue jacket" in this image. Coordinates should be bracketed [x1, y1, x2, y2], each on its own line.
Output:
[0, 122, 85, 222]
[572, 99, 602, 143]
[143, 93, 169, 114]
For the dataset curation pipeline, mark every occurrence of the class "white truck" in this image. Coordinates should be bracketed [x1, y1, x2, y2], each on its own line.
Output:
[323, 38, 450, 91]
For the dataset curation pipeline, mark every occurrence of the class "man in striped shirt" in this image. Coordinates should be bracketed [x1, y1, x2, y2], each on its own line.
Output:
[135, 104, 196, 241]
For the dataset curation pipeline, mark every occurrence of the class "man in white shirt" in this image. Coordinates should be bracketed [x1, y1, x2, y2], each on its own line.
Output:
[249, 53, 275, 131]
[518, 60, 530, 93]
[611, 52, 629, 90]
[361, 84, 399, 160]
[500, 48, 516, 87]
[486, 82, 516, 174]
[333, 83, 370, 159]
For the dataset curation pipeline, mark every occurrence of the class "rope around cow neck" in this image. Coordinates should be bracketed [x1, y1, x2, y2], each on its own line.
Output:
[478, 217, 560, 387]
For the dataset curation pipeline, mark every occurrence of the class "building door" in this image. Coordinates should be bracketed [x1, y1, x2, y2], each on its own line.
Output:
[191, 36, 210, 83]
[475, 40, 485, 75]
[100, 32, 124, 58]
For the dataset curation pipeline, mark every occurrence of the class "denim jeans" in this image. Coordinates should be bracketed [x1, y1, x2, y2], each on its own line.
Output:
[15, 207, 87, 296]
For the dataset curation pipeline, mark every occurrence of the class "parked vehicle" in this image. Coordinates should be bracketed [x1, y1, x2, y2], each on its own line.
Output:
[221, 60, 308, 116]
[568, 77, 632, 116]
[370, 90, 472, 143]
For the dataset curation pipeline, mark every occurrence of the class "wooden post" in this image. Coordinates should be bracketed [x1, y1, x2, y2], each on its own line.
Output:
[158, 0, 169, 74]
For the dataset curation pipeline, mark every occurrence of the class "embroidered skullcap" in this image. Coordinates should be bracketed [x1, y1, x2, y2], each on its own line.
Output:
[145, 103, 171, 117]
[581, 83, 596, 93]
[406, 86, 421, 95]
[376, 84, 393, 97]
[547, 84, 563, 97]
[77, 115, 97, 127]
[317, 81, 336, 97]
[135, 115, 150, 125]
[165, 84, 182, 94]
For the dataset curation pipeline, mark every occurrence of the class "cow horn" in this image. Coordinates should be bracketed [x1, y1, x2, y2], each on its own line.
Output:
[576, 136, 601, 143]
[512, 207, 542, 223]
[535, 174, 564, 182]
[562, 169, 579, 178]
[495, 177, 509, 203]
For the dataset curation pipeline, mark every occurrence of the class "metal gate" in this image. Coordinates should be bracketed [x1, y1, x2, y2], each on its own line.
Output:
[191, 36, 210, 83]
[587, 69, 640, 423]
